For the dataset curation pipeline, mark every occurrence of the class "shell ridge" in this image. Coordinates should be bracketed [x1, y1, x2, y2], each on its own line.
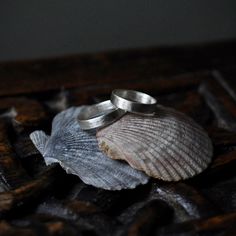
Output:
[30, 130, 50, 154]
[122, 118, 209, 149]
[98, 134, 137, 161]
[97, 106, 213, 181]
[99, 118, 211, 178]
[105, 115, 209, 153]
[106, 130, 178, 179]
[50, 132, 149, 189]
[130, 121, 211, 162]
[130, 116, 207, 137]
[112, 121, 211, 168]
[51, 147, 129, 190]
[119, 126, 209, 173]
[98, 138, 149, 183]
[110, 129, 190, 179]
[30, 107, 149, 190]
[110, 125, 206, 170]
[61, 134, 148, 185]
[98, 135, 149, 171]
[145, 151, 178, 180]
[156, 105, 206, 129]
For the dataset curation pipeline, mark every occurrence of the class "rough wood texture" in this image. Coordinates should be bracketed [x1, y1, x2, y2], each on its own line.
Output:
[0, 40, 236, 235]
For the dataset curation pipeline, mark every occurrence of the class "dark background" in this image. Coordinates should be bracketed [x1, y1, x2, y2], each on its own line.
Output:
[1, 0, 236, 61]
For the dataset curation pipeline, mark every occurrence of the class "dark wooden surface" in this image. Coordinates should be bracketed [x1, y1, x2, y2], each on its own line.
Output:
[0, 40, 236, 236]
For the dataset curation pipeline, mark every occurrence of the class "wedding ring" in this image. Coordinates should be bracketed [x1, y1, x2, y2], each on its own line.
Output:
[111, 89, 157, 115]
[78, 100, 126, 130]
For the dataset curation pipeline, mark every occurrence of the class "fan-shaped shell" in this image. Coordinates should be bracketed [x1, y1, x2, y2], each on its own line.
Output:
[97, 105, 213, 181]
[30, 107, 149, 190]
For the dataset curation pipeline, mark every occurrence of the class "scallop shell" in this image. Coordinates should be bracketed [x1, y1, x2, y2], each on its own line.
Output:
[97, 105, 213, 181]
[30, 107, 149, 190]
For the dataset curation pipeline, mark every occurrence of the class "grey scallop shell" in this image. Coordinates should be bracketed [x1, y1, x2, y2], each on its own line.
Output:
[30, 107, 149, 190]
[97, 105, 213, 181]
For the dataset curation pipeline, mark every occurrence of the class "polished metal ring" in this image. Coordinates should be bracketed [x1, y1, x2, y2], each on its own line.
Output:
[111, 89, 157, 115]
[77, 100, 126, 130]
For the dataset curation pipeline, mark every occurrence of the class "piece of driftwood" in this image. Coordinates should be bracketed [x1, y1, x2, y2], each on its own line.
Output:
[0, 40, 235, 235]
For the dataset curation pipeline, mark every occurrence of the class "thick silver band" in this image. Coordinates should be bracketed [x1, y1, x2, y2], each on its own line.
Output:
[111, 89, 157, 115]
[77, 100, 126, 130]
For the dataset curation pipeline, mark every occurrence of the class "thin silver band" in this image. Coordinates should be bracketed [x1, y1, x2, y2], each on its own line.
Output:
[111, 89, 157, 115]
[77, 100, 126, 130]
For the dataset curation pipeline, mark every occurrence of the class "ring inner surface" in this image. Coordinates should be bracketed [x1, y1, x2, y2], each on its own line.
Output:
[117, 90, 156, 105]
[80, 101, 116, 120]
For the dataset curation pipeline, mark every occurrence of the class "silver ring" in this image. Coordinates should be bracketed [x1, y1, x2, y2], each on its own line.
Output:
[77, 100, 126, 130]
[111, 89, 157, 115]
